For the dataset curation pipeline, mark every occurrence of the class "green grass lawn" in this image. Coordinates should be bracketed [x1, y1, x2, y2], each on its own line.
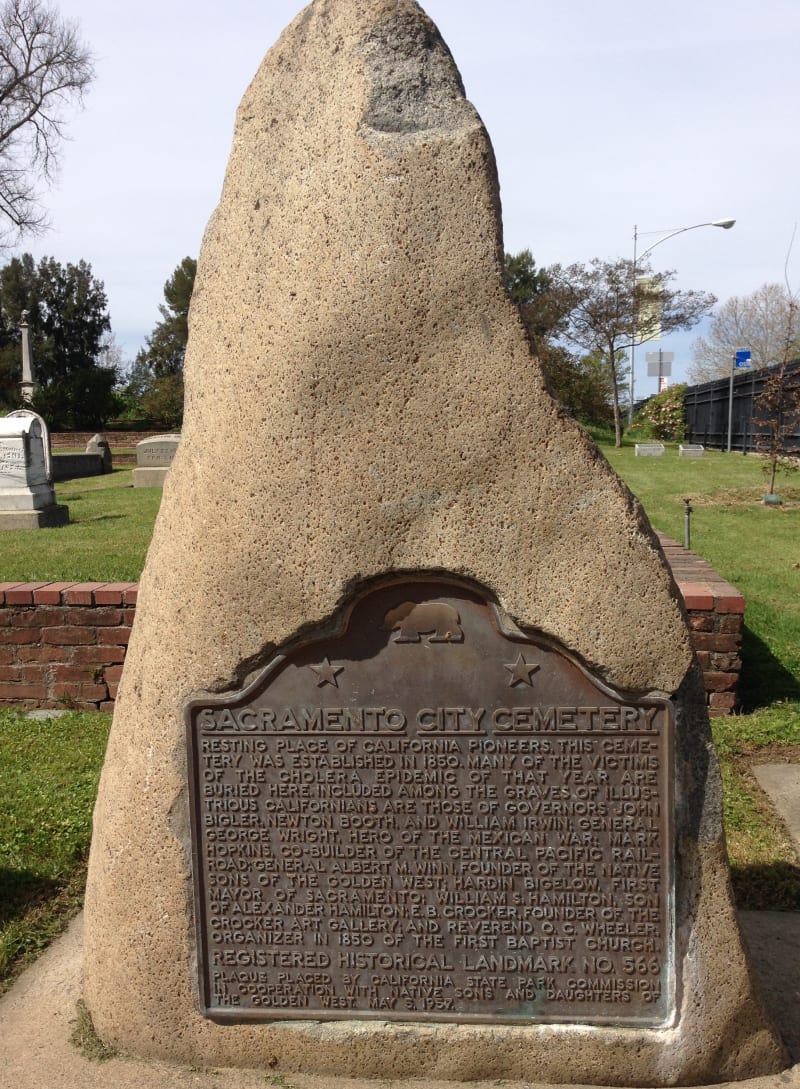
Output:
[712, 703, 800, 909]
[0, 441, 797, 994]
[0, 710, 109, 995]
[0, 469, 160, 582]
[602, 439, 800, 908]
[602, 443, 800, 710]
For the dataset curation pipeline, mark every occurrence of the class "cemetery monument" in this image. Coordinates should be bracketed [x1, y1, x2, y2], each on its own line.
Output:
[132, 433, 181, 487]
[86, 433, 113, 472]
[83, 1, 787, 1083]
[0, 409, 68, 529]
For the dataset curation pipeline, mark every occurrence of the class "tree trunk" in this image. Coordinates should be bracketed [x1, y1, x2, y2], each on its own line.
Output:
[612, 398, 622, 447]
[609, 345, 622, 446]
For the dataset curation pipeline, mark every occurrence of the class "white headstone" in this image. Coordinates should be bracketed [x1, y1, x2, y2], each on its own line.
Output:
[135, 435, 181, 468]
[133, 434, 181, 488]
[0, 410, 68, 528]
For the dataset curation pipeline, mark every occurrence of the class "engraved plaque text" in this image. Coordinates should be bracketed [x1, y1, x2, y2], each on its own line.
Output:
[186, 581, 673, 1026]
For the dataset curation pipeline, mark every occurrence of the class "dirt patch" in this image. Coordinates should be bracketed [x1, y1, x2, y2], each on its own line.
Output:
[749, 744, 800, 763]
[690, 488, 800, 510]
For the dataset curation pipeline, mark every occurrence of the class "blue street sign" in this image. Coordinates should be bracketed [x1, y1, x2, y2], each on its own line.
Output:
[734, 348, 752, 369]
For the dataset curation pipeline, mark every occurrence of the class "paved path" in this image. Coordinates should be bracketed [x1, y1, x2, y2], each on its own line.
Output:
[753, 765, 800, 848]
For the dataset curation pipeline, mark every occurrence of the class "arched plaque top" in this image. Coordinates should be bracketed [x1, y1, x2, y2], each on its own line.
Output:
[187, 577, 672, 717]
[186, 578, 674, 1028]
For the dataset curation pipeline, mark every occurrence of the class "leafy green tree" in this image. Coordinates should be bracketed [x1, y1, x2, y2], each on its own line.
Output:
[139, 374, 183, 429]
[504, 250, 611, 427]
[0, 0, 94, 244]
[504, 249, 550, 309]
[139, 255, 195, 379]
[0, 252, 118, 426]
[504, 249, 568, 346]
[552, 258, 714, 446]
[125, 256, 195, 425]
[547, 350, 613, 428]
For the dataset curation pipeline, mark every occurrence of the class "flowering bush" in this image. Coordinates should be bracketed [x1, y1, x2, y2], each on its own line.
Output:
[635, 384, 686, 442]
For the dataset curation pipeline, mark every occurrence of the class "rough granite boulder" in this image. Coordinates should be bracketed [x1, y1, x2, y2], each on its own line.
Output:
[83, 0, 787, 1083]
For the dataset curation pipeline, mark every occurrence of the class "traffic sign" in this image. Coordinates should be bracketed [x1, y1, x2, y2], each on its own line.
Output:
[734, 348, 752, 369]
[646, 351, 673, 378]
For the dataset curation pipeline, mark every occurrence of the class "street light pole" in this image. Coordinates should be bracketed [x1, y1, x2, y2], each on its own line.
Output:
[629, 225, 639, 427]
[627, 218, 735, 426]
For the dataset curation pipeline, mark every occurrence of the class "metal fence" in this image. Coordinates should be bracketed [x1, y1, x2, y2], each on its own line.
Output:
[683, 359, 800, 453]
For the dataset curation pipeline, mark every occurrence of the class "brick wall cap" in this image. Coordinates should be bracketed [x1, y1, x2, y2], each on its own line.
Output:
[33, 582, 78, 604]
[5, 583, 50, 605]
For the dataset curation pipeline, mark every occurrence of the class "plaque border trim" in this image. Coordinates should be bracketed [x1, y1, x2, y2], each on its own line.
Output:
[185, 574, 676, 1029]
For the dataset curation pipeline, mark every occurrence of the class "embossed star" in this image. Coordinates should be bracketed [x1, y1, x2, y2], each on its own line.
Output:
[504, 653, 540, 687]
[310, 658, 343, 688]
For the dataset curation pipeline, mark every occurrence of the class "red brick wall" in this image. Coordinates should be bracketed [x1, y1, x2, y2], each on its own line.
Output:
[49, 431, 173, 467]
[0, 582, 136, 711]
[0, 546, 745, 714]
[657, 534, 745, 717]
[49, 432, 168, 448]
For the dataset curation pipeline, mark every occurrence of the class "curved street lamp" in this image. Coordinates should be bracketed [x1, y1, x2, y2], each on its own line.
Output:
[628, 218, 736, 424]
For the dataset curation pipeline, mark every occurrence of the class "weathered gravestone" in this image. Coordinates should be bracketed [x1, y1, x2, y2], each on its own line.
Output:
[86, 433, 113, 473]
[83, 1, 787, 1083]
[0, 409, 68, 529]
[132, 433, 180, 487]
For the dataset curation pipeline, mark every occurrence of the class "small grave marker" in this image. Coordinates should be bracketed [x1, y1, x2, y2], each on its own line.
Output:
[86, 433, 113, 472]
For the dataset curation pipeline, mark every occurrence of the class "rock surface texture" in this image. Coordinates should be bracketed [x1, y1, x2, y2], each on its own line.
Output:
[83, 0, 787, 1083]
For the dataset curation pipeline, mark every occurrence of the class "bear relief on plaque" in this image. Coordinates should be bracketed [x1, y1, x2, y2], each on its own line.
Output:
[186, 580, 674, 1027]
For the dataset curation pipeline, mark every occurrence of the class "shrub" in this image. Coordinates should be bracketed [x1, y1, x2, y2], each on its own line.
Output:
[635, 384, 686, 442]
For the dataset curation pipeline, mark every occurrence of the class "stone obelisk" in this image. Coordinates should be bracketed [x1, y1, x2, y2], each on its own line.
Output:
[83, 1, 786, 1082]
[19, 311, 34, 404]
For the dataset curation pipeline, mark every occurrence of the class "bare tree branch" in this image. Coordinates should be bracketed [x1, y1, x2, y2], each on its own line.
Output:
[0, 0, 93, 244]
[689, 283, 800, 382]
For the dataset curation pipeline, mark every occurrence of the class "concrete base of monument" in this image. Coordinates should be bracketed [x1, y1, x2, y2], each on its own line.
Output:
[1, 913, 797, 1089]
[0, 503, 69, 529]
[132, 467, 169, 487]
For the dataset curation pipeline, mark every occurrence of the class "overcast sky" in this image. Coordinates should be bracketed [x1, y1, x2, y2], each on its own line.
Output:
[19, 0, 800, 393]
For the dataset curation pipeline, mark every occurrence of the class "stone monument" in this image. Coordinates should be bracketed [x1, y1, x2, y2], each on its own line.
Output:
[132, 433, 180, 486]
[19, 310, 34, 404]
[83, 1, 787, 1083]
[85, 432, 113, 473]
[0, 409, 69, 529]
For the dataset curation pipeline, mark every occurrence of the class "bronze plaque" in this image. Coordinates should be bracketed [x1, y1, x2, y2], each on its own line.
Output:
[186, 580, 673, 1025]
